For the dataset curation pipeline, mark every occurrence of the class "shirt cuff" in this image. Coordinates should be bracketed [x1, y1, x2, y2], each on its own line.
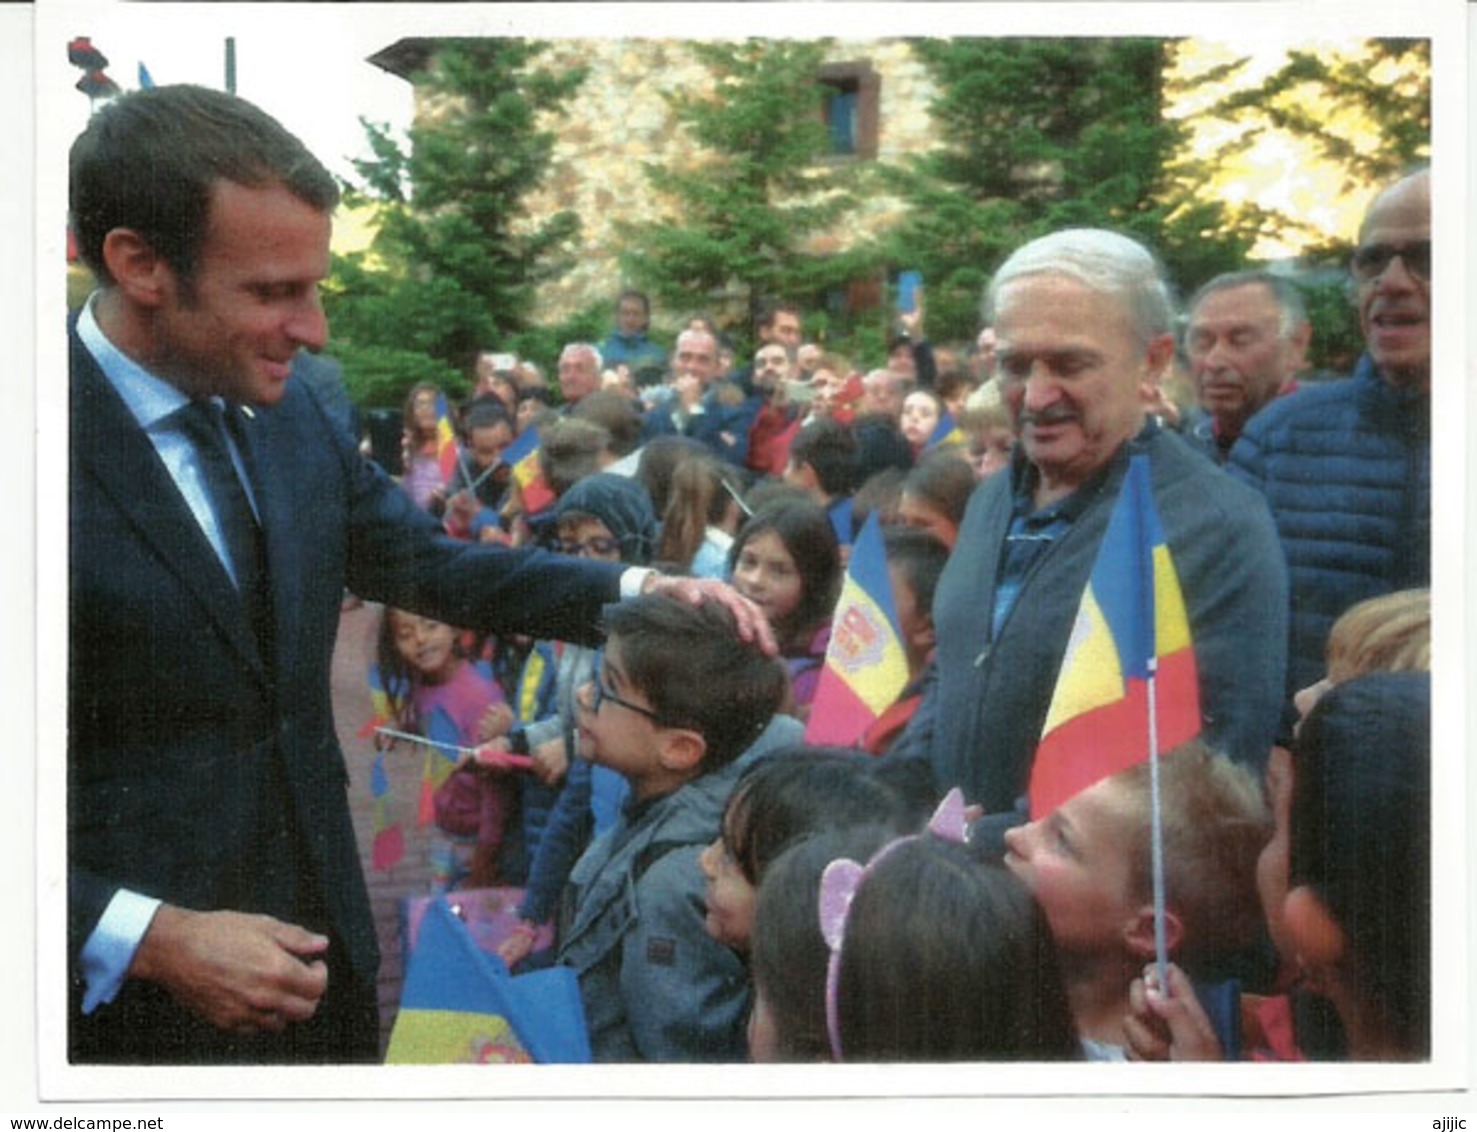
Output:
[619, 566, 656, 600]
[79, 890, 162, 1013]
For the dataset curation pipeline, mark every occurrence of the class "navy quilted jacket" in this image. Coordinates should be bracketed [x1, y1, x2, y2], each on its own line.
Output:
[1227, 355, 1430, 691]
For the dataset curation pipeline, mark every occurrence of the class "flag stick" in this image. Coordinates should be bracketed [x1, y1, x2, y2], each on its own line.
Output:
[374, 726, 533, 770]
[1147, 658, 1169, 991]
[1133, 453, 1170, 992]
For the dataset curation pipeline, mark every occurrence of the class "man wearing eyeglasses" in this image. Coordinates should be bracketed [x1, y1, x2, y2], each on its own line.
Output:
[1229, 168, 1431, 694]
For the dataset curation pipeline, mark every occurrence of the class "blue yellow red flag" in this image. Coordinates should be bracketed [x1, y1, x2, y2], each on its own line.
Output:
[804, 511, 910, 746]
[433, 392, 461, 483]
[1028, 452, 1200, 818]
[386, 898, 591, 1063]
[502, 427, 557, 515]
[926, 410, 966, 450]
[417, 704, 464, 827]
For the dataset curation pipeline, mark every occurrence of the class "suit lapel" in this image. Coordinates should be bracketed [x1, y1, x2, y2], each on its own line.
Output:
[71, 329, 268, 682]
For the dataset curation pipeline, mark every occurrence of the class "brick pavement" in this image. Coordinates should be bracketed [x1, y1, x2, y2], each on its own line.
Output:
[330, 598, 442, 1059]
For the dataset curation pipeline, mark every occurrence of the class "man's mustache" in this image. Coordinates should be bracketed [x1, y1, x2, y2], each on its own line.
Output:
[1019, 406, 1080, 428]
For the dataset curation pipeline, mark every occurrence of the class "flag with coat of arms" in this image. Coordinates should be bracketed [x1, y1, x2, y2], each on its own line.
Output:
[804, 512, 910, 746]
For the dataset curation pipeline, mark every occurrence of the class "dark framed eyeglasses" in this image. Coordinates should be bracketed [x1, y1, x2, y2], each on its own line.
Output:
[1351, 240, 1431, 283]
[592, 666, 664, 723]
[557, 535, 622, 557]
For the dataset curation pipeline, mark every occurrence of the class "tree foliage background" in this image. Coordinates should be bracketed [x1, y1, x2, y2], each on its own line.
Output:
[618, 39, 880, 358]
[874, 38, 1265, 346]
[321, 36, 1429, 405]
[323, 39, 591, 406]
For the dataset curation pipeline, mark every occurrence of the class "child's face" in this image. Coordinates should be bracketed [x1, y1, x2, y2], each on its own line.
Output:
[971, 426, 1016, 479]
[900, 391, 941, 447]
[556, 516, 623, 563]
[699, 835, 756, 951]
[1002, 778, 1141, 957]
[733, 530, 804, 634]
[411, 390, 438, 431]
[1255, 745, 1296, 966]
[897, 490, 959, 551]
[391, 611, 459, 684]
[468, 422, 513, 470]
[573, 639, 665, 796]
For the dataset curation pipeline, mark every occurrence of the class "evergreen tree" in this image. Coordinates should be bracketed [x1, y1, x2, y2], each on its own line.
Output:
[1168, 38, 1430, 258]
[324, 40, 587, 406]
[880, 38, 1259, 343]
[619, 40, 876, 347]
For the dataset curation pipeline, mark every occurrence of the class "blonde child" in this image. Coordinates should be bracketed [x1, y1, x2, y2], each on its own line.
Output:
[1002, 741, 1269, 1059]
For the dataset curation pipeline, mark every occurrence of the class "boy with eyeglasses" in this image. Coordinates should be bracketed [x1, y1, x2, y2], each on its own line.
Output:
[1229, 167, 1431, 699]
[553, 595, 801, 1061]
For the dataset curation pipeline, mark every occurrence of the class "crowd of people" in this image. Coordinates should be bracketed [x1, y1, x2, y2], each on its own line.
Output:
[67, 83, 1433, 1068]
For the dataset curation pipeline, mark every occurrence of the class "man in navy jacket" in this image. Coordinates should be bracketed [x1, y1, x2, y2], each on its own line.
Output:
[67, 84, 762, 1064]
[1229, 169, 1431, 693]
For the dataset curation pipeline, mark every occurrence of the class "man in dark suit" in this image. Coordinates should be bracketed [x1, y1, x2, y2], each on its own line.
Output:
[67, 84, 765, 1064]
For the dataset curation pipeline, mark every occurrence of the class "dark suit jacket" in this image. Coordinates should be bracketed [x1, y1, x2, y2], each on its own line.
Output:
[68, 323, 624, 1061]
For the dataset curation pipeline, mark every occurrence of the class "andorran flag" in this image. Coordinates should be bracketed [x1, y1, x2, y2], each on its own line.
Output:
[1027, 452, 1200, 819]
[434, 391, 462, 482]
[926, 410, 966, 450]
[387, 898, 592, 1064]
[503, 427, 557, 515]
[804, 511, 910, 746]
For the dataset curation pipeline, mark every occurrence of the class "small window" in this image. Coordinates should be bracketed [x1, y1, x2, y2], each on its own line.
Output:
[817, 61, 879, 161]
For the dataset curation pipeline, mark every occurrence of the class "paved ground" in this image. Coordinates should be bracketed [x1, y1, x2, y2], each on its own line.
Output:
[329, 598, 442, 1059]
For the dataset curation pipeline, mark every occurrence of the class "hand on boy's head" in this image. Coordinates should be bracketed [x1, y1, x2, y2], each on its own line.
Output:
[641, 575, 779, 656]
[1124, 962, 1224, 1062]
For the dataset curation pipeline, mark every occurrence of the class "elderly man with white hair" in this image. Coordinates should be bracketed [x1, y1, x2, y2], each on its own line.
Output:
[889, 228, 1288, 819]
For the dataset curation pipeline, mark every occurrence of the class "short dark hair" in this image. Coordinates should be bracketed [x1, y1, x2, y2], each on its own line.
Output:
[881, 526, 950, 621]
[722, 747, 926, 887]
[789, 418, 859, 498]
[463, 399, 514, 435]
[603, 596, 786, 772]
[902, 450, 977, 528]
[70, 84, 338, 286]
[756, 300, 800, 334]
[616, 289, 651, 316]
[570, 389, 643, 457]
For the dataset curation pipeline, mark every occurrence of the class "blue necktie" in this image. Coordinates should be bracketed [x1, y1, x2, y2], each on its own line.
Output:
[175, 400, 272, 657]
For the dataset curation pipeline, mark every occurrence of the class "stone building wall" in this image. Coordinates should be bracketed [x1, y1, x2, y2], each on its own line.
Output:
[503, 38, 943, 329]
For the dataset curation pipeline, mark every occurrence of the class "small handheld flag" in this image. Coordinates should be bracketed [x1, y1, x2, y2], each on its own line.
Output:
[1028, 451, 1199, 986]
[433, 392, 467, 484]
[804, 512, 910, 746]
[1027, 452, 1200, 820]
[925, 410, 965, 450]
[503, 427, 556, 515]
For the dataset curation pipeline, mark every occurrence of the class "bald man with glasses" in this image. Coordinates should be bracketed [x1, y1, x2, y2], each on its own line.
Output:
[1229, 168, 1431, 696]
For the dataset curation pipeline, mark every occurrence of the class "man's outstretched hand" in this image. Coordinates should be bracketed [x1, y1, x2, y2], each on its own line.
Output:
[641, 575, 778, 656]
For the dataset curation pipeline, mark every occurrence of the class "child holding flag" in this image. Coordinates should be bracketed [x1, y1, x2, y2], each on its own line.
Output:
[399, 381, 458, 513]
[1002, 740, 1269, 1059]
[375, 608, 517, 893]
